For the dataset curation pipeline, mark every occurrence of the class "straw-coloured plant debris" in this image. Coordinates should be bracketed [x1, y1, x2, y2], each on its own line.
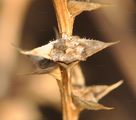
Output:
[19, 0, 123, 120]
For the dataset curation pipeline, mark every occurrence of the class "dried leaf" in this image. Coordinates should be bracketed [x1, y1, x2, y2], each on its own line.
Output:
[68, 0, 108, 17]
[73, 81, 123, 102]
[25, 55, 58, 74]
[19, 42, 54, 60]
[50, 37, 118, 64]
[13, 44, 58, 75]
[72, 81, 123, 110]
[72, 94, 113, 110]
[19, 36, 118, 64]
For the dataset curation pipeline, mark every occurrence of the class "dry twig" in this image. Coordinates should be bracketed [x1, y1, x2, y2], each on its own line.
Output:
[19, 0, 123, 120]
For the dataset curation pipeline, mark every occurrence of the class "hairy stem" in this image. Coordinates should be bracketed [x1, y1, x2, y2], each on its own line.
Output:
[53, 0, 74, 37]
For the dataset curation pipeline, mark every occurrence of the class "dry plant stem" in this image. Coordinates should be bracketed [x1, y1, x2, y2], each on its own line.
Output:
[57, 66, 79, 120]
[53, 0, 74, 36]
[53, 0, 80, 119]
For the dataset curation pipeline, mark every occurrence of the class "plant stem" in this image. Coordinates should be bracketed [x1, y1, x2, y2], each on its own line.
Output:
[57, 66, 79, 120]
[53, 0, 74, 37]
[52, 0, 80, 119]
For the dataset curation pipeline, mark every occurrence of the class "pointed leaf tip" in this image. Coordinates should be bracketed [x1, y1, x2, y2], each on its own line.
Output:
[83, 40, 119, 59]
[106, 41, 120, 46]
[72, 95, 113, 111]
[68, 1, 102, 17]
[96, 80, 123, 101]
[68, 0, 113, 17]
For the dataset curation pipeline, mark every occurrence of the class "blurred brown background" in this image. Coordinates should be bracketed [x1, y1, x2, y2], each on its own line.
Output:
[0, 0, 136, 120]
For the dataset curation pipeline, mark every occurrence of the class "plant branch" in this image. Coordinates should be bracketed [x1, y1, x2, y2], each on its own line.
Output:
[56, 65, 79, 120]
[52, 0, 80, 119]
[53, 0, 74, 37]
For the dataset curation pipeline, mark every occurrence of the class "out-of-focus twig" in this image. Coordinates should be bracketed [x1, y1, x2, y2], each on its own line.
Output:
[0, 0, 31, 98]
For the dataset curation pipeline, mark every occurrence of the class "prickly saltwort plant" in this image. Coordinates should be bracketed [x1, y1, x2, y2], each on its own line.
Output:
[19, 0, 123, 120]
